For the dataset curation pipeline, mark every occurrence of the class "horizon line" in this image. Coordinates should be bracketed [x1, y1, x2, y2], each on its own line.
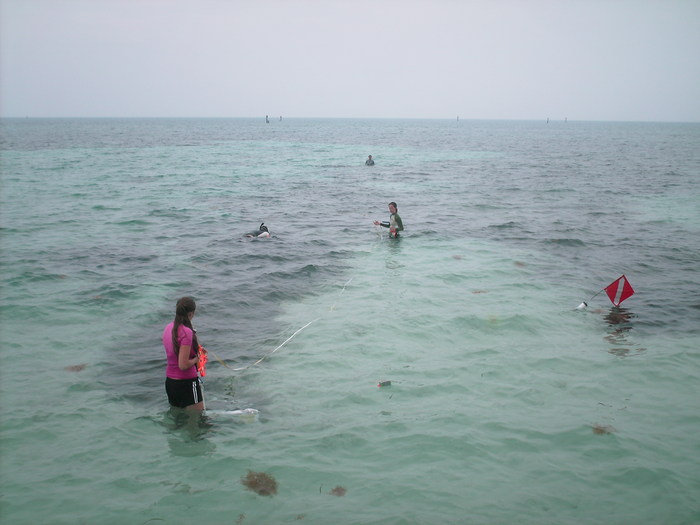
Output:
[2, 116, 699, 124]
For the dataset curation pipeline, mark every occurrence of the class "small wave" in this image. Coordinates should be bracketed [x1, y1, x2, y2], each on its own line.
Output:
[148, 208, 190, 218]
[118, 254, 159, 264]
[7, 270, 69, 284]
[543, 238, 586, 246]
[85, 286, 132, 301]
[489, 221, 521, 229]
[115, 219, 151, 226]
[448, 314, 541, 335]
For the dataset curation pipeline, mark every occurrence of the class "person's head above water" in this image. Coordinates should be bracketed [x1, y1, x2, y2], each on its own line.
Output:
[176, 297, 196, 319]
[368, 155, 372, 159]
[389, 202, 397, 213]
[173, 297, 197, 355]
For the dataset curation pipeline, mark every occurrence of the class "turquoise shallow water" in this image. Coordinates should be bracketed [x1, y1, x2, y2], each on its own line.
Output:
[1, 118, 699, 524]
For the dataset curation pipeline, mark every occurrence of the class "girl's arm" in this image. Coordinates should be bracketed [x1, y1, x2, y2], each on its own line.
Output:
[178, 345, 199, 371]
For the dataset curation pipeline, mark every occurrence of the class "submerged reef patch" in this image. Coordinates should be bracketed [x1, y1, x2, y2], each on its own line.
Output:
[241, 470, 278, 496]
[591, 423, 618, 435]
[328, 486, 347, 497]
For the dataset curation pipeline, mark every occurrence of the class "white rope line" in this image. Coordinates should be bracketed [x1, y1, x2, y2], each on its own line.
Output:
[232, 317, 320, 371]
[330, 277, 353, 311]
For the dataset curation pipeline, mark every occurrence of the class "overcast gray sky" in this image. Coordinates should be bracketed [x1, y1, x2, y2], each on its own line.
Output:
[1, 0, 699, 121]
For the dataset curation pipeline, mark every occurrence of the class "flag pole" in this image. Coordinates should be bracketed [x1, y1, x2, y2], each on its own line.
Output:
[587, 288, 607, 303]
[577, 287, 606, 309]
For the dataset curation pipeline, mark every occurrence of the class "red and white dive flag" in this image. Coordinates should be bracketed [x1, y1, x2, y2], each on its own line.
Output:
[605, 275, 635, 306]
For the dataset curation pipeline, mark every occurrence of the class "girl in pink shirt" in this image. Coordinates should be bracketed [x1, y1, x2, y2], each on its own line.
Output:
[163, 297, 206, 409]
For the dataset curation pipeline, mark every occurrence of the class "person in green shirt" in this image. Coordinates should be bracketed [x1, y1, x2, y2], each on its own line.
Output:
[374, 201, 404, 238]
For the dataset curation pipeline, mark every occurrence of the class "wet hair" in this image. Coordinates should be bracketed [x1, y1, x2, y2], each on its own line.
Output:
[172, 297, 199, 357]
[389, 202, 398, 210]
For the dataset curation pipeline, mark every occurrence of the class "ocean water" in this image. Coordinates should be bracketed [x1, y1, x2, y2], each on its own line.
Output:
[1, 118, 699, 524]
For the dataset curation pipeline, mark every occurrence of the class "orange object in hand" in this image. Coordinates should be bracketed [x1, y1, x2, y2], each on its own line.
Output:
[197, 345, 208, 377]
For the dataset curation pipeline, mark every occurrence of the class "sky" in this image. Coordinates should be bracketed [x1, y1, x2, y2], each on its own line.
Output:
[1, 0, 699, 121]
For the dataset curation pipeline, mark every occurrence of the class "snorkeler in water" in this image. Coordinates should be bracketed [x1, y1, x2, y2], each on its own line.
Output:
[244, 223, 270, 238]
[374, 201, 404, 238]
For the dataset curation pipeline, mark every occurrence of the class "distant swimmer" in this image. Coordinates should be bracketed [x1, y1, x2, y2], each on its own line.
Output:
[374, 201, 404, 238]
[365, 155, 375, 166]
[244, 223, 270, 238]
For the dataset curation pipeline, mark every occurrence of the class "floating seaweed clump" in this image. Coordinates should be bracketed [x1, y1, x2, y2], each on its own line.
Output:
[328, 486, 347, 497]
[241, 470, 278, 496]
[591, 423, 618, 435]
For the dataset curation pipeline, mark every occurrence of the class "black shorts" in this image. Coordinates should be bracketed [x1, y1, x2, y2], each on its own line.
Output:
[165, 377, 203, 408]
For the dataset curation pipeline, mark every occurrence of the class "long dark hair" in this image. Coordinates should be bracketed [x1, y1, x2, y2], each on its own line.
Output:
[172, 297, 199, 357]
